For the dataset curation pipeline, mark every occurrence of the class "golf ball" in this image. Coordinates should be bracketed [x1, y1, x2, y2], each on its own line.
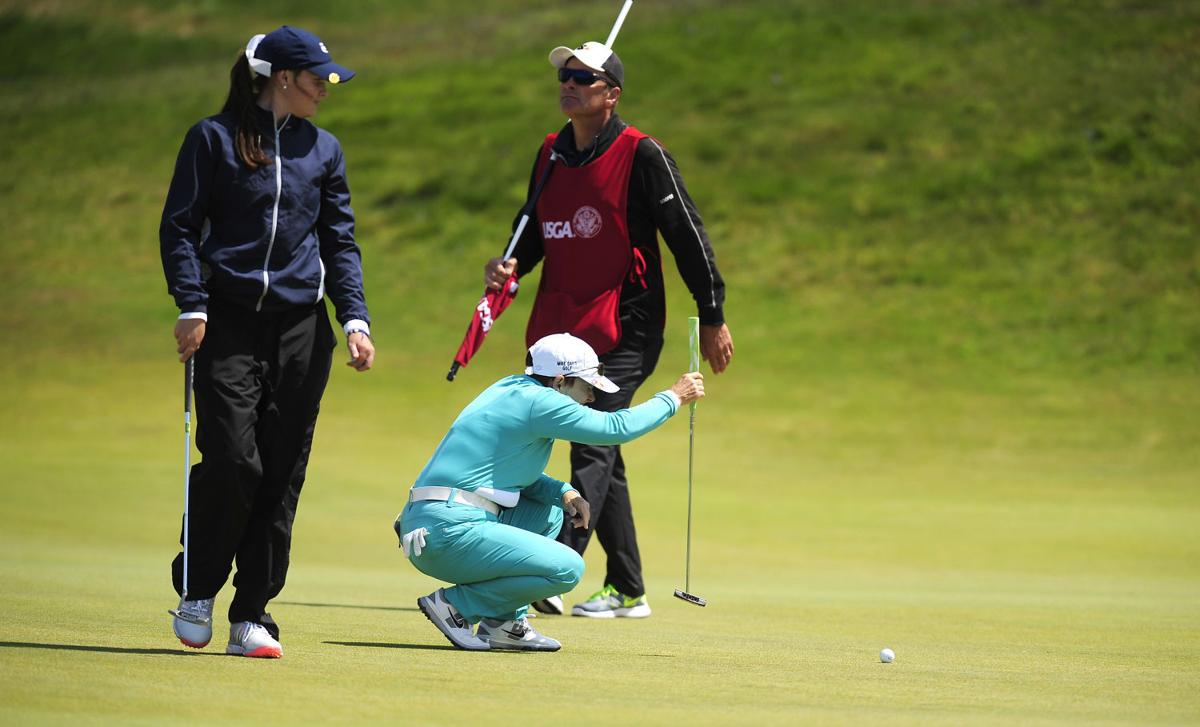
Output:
[880, 648, 895, 663]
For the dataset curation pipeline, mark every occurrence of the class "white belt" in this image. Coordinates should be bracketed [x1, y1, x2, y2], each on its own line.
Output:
[409, 486, 501, 516]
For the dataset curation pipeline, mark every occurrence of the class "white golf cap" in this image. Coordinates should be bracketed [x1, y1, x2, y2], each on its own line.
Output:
[548, 41, 625, 87]
[525, 333, 620, 393]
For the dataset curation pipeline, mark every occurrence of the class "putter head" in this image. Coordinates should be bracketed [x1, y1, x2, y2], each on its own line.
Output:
[673, 588, 707, 607]
[168, 608, 212, 626]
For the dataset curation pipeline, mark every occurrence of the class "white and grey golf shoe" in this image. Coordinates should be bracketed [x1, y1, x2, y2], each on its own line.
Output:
[476, 617, 562, 652]
[530, 595, 564, 615]
[417, 589, 489, 651]
[169, 597, 214, 648]
[226, 621, 282, 658]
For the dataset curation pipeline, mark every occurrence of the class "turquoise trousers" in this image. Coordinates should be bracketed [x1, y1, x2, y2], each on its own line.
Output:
[396, 495, 585, 623]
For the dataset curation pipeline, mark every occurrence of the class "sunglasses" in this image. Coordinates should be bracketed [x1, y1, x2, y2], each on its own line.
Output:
[558, 67, 611, 86]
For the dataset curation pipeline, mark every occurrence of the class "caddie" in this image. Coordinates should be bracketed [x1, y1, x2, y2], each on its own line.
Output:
[399, 333, 704, 651]
[483, 40, 734, 619]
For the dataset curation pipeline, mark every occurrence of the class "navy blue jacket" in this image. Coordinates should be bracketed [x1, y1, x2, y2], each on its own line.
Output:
[160, 106, 369, 325]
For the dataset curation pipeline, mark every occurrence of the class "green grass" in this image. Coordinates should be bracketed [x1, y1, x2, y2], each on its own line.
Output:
[1, 359, 1197, 724]
[1, 0, 1198, 724]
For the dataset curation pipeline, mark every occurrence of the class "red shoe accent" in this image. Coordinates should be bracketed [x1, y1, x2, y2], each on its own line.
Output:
[242, 645, 282, 659]
[179, 637, 210, 649]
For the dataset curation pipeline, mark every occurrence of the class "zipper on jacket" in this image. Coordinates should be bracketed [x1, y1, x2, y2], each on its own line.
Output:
[255, 115, 290, 311]
[316, 258, 326, 303]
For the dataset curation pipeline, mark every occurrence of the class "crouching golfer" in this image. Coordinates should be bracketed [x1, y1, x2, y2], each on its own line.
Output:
[398, 333, 703, 651]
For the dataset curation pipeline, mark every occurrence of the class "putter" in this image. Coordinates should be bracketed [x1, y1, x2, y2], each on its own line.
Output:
[168, 357, 209, 626]
[674, 317, 707, 607]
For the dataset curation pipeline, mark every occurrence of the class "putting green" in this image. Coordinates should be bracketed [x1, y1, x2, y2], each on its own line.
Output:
[1, 357, 1196, 724]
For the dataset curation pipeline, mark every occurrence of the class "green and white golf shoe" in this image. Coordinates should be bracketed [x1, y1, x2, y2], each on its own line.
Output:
[570, 584, 651, 618]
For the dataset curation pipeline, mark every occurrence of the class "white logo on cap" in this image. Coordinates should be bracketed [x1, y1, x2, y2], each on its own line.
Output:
[319, 42, 329, 53]
[572, 206, 602, 239]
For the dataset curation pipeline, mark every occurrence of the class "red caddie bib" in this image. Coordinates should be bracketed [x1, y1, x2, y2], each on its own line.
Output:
[525, 126, 649, 354]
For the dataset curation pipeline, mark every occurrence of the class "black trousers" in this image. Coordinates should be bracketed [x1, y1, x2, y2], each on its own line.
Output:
[557, 323, 664, 598]
[171, 299, 335, 638]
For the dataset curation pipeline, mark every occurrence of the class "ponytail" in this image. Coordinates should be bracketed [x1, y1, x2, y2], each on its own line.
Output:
[222, 51, 270, 169]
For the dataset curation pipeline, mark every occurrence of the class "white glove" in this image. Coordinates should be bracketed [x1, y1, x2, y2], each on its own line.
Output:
[401, 527, 429, 558]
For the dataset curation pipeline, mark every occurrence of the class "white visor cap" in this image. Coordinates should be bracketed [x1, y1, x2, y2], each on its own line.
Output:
[525, 333, 619, 393]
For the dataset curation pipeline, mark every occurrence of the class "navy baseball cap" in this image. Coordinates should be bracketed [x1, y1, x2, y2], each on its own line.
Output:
[247, 26, 355, 84]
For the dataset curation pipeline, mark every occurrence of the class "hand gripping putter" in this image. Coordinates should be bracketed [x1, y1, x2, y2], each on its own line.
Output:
[674, 317, 707, 607]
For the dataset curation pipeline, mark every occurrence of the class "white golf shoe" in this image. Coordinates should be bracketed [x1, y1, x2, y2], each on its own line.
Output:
[417, 589, 489, 651]
[226, 622, 283, 658]
[530, 595, 564, 615]
[476, 617, 562, 652]
[169, 597, 214, 648]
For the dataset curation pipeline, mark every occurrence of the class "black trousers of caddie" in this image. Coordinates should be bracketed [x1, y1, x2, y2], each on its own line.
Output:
[171, 299, 335, 638]
[557, 322, 664, 599]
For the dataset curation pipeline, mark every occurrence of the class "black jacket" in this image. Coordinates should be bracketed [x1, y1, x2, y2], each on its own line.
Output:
[510, 114, 725, 329]
[160, 106, 369, 325]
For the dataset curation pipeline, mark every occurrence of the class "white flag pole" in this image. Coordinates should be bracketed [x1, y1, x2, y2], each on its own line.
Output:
[605, 0, 634, 48]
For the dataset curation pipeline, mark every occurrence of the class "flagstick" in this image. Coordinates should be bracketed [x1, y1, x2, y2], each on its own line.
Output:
[605, 1, 633, 47]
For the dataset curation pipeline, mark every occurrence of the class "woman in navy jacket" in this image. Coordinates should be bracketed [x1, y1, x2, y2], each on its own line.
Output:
[159, 26, 375, 658]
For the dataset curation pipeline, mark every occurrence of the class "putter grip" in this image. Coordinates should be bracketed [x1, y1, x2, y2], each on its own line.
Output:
[184, 357, 194, 414]
[688, 316, 700, 372]
[688, 316, 699, 412]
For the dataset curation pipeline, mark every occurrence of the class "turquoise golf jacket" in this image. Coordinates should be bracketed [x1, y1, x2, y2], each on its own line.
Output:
[413, 375, 679, 506]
